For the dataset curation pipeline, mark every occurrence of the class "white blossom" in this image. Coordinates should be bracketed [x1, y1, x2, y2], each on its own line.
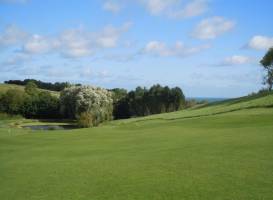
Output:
[60, 85, 113, 125]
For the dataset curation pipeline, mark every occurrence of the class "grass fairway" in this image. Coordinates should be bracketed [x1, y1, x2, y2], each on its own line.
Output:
[1, 95, 273, 199]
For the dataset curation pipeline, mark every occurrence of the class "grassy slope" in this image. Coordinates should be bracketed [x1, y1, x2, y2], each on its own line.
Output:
[0, 83, 25, 93]
[0, 94, 273, 200]
[113, 91, 273, 124]
[0, 84, 59, 96]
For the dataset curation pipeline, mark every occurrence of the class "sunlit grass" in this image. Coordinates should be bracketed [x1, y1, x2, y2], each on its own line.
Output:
[0, 93, 273, 200]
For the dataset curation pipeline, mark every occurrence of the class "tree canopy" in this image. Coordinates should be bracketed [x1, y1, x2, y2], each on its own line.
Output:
[113, 84, 185, 119]
[260, 47, 273, 91]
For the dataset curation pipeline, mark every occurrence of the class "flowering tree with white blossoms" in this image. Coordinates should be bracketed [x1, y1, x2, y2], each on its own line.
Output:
[60, 86, 113, 127]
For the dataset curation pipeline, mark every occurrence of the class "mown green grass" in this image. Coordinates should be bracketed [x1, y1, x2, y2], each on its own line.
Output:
[0, 94, 273, 200]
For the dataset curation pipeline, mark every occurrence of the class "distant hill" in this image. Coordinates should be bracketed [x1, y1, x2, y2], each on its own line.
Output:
[4, 79, 73, 92]
[0, 84, 59, 96]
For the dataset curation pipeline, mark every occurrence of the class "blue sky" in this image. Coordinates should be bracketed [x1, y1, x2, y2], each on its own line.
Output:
[0, 0, 273, 97]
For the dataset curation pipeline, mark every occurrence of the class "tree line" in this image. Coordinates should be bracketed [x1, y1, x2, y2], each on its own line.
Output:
[112, 85, 185, 119]
[0, 82, 186, 127]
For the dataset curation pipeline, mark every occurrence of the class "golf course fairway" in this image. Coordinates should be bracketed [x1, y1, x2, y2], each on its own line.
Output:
[1, 94, 273, 200]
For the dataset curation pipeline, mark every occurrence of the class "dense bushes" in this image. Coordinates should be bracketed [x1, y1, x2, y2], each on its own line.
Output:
[60, 86, 113, 127]
[113, 84, 185, 119]
[0, 82, 61, 118]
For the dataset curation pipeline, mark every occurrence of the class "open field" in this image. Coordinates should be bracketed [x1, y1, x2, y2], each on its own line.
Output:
[0, 94, 273, 200]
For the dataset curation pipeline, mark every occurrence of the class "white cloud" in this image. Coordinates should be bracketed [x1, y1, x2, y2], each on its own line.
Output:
[0, 22, 132, 58]
[96, 22, 132, 48]
[22, 34, 59, 54]
[246, 35, 273, 50]
[140, 0, 208, 19]
[103, 0, 208, 19]
[143, 40, 210, 57]
[220, 55, 253, 66]
[58, 28, 94, 58]
[103, 1, 121, 13]
[0, 23, 132, 59]
[0, 25, 28, 46]
[59, 22, 131, 58]
[169, 0, 208, 18]
[192, 16, 235, 40]
[141, 0, 177, 15]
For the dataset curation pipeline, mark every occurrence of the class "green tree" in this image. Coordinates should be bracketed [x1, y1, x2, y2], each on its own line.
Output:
[113, 84, 186, 119]
[111, 88, 127, 103]
[260, 48, 273, 91]
[0, 89, 26, 114]
[34, 91, 60, 118]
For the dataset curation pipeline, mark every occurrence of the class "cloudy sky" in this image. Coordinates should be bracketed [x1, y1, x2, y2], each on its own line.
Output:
[0, 0, 273, 97]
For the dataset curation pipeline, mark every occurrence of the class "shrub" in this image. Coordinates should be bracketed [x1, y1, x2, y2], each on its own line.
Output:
[60, 86, 113, 126]
[77, 112, 93, 128]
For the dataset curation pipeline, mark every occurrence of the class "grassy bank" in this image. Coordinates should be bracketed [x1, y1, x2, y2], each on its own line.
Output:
[0, 84, 59, 96]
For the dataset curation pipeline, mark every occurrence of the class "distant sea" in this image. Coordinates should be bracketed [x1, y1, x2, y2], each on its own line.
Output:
[186, 97, 228, 103]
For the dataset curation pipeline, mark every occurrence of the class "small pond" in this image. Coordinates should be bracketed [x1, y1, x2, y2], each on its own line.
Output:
[23, 125, 78, 130]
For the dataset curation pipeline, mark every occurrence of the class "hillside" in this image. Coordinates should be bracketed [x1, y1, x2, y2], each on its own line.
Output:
[0, 93, 273, 200]
[0, 83, 60, 96]
[113, 91, 273, 124]
[0, 83, 25, 93]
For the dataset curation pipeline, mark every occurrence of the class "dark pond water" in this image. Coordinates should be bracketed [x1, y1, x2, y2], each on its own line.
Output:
[23, 125, 78, 130]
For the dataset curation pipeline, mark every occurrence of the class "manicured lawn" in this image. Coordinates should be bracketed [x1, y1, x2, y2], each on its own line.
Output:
[0, 106, 273, 200]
